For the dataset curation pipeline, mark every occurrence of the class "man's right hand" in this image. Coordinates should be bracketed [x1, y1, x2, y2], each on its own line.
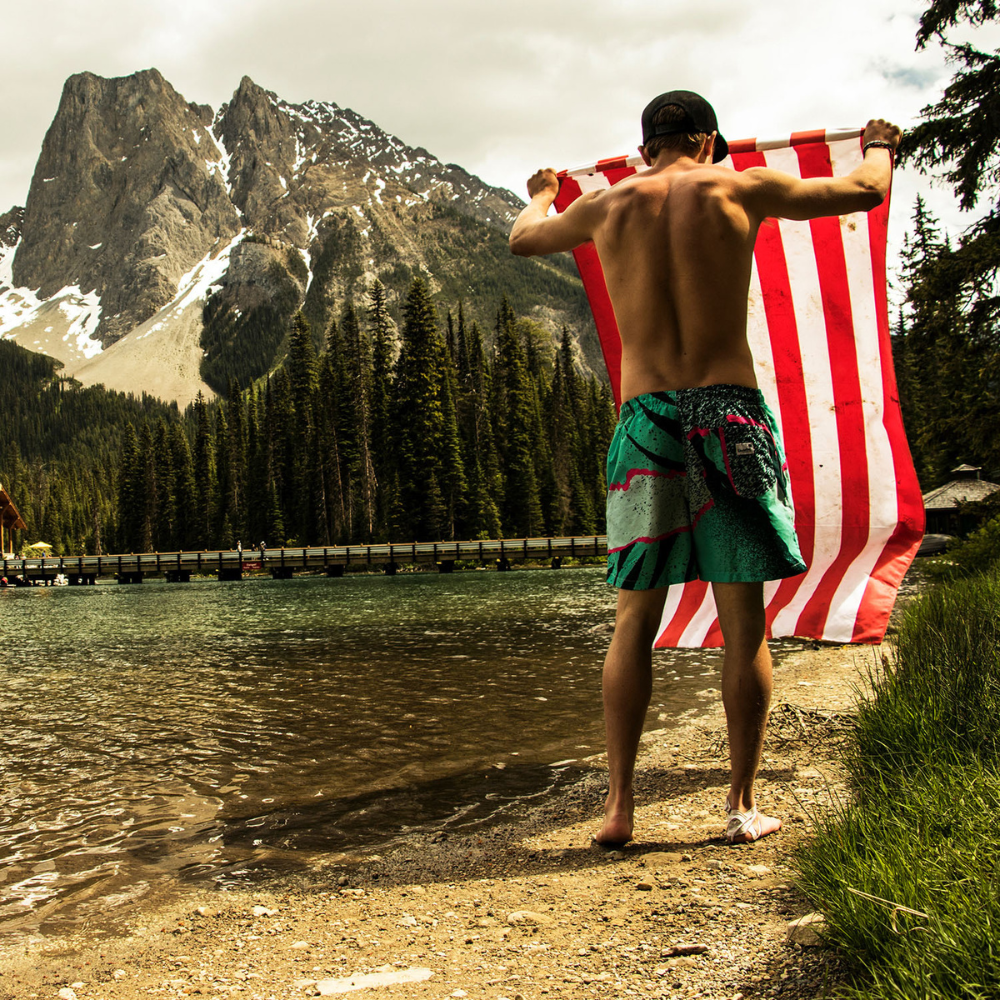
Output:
[863, 119, 902, 151]
[526, 168, 560, 201]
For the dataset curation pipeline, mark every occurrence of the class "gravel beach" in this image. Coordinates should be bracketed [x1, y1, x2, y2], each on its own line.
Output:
[1, 641, 875, 1000]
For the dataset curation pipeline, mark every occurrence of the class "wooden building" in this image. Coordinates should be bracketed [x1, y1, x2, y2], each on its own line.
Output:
[922, 464, 1000, 537]
[0, 484, 26, 557]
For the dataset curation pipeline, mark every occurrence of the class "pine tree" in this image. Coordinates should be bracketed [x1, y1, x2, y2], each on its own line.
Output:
[368, 279, 394, 540]
[193, 392, 218, 548]
[153, 420, 176, 550]
[897, 0, 1000, 480]
[116, 424, 141, 551]
[392, 277, 467, 540]
[494, 299, 544, 536]
[171, 424, 197, 550]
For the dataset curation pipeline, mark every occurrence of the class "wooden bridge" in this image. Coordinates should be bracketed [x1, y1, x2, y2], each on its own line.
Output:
[0, 536, 609, 585]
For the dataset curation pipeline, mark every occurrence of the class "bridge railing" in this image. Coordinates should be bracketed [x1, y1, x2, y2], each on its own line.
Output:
[1, 536, 609, 582]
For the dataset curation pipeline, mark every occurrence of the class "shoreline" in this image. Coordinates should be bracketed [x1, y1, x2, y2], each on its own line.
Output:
[0, 639, 872, 1000]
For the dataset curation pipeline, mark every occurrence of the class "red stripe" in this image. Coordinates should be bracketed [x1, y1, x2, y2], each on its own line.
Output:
[603, 165, 637, 186]
[789, 129, 829, 147]
[731, 149, 814, 630]
[595, 156, 629, 172]
[553, 174, 581, 213]
[656, 580, 710, 646]
[728, 137, 759, 155]
[792, 142, 870, 638]
[572, 243, 623, 407]
[852, 191, 924, 641]
[701, 615, 724, 647]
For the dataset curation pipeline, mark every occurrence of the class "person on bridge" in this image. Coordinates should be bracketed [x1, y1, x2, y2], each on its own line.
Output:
[510, 91, 900, 844]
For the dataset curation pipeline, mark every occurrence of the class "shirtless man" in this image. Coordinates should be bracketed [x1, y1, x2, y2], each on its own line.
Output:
[510, 91, 900, 844]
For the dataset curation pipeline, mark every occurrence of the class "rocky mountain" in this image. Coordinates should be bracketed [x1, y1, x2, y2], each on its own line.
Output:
[0, 70, 596, 406]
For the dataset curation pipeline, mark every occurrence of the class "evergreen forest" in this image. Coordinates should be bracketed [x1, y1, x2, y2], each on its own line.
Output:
[4, 0, 1000, 558]
[1, 280, 616, 555]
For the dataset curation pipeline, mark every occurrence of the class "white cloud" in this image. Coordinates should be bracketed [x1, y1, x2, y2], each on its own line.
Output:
[0, 0, 995, 267]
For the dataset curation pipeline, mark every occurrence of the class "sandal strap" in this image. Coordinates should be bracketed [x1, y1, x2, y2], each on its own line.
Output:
[725, 806, 760, 841]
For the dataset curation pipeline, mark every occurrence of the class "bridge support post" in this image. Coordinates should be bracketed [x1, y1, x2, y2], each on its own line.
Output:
[326, 565, 345, 578]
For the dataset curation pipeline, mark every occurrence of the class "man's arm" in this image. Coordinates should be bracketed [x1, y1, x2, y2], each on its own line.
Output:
[509, 168, 604, 257]
[744, 119, 902, 222]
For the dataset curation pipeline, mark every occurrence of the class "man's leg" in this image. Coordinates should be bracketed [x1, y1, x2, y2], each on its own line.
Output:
[711, 581, 781, 841]
[596, 585, 669, 844]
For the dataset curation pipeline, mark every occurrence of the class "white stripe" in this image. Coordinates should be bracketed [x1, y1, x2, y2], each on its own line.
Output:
[655, 580, 689, 646]
[677, 591, 718, 646]
[572, 170, 616, 195]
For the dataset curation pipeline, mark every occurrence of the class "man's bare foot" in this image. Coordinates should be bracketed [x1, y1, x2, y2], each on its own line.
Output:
[725, 805, 781, 844]
[594, 793, 634, 845]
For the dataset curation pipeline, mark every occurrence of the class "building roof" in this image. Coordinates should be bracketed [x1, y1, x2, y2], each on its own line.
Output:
[0, 484, 26, 531]
[923, 477, 1000, 510]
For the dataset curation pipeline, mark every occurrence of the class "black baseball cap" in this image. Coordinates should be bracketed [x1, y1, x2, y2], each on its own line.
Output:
[641, 90, 729, 163]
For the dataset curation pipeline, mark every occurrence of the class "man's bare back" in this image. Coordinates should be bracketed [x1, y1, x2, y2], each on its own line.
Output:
[510, 117, 900, 403]
[593, 162, 759, 399]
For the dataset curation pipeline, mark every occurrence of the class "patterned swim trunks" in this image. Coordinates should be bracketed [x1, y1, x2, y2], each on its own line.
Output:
[606, 385, 807, 589]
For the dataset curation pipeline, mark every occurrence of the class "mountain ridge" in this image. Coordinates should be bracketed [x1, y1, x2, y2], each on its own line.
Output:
[0, 69, 597, 406]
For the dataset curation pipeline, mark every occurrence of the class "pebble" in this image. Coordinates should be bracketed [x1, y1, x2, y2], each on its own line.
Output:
[58, 991, 77, 1000]
[635, 881, 653, 891]
[704, 859, 726, 871]
[746, 864, 772, 876]
[786, 912, 827, 946]
[253, 905, 276, 917]
[291, 939, 311, 950]
[113, 970, 127, 979]
[640, 851, 683, 866]
[664, 943, 709, 956]
[195, 906, 219, 917]
[507, 910, 552, 926]
[398, 915, 418, 927]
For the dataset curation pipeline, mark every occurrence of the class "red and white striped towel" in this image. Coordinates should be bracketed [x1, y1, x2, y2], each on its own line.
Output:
[553, 128, 923, 647]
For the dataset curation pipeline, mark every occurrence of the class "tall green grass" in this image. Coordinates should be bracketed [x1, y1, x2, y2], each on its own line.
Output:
[796, 569, 1000, 999]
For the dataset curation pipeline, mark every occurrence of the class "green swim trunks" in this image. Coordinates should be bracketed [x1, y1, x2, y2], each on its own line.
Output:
[606, 385, 806, 589]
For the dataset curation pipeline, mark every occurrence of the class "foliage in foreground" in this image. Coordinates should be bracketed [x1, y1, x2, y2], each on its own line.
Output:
[796, 569, 1000, 999]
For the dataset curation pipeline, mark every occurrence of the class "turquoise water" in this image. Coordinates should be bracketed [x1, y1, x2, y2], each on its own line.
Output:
[0, 567, 724, 933]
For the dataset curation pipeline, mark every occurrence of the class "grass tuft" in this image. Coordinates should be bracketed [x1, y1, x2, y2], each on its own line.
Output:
[795, 568, 1000, 999]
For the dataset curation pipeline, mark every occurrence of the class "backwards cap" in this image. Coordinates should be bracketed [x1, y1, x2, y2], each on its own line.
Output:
[641, 90, 729, 163]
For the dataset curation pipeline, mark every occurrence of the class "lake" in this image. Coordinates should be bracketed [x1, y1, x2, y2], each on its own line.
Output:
[0, 566, 727, 935]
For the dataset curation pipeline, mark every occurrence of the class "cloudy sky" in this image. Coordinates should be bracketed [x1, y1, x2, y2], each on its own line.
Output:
[2, 0, 996, 258]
